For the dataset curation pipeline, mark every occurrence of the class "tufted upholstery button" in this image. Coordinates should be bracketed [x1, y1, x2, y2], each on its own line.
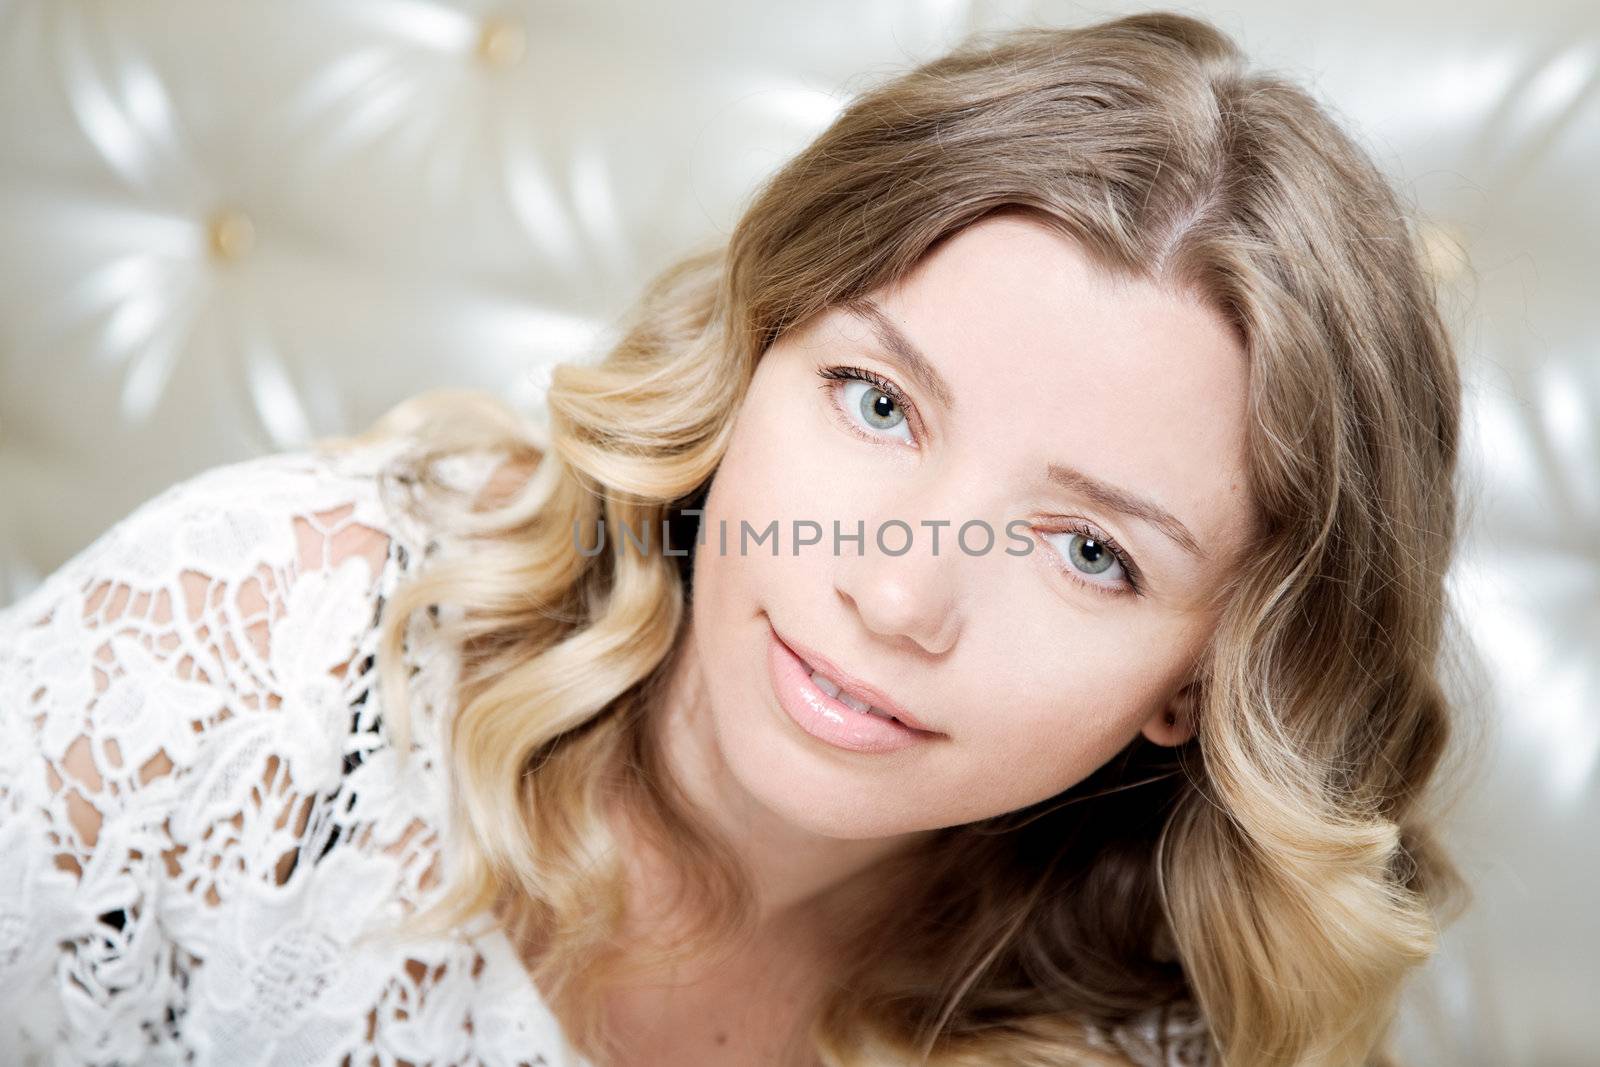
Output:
[206, 208, 256, 263]
[476, 15, 527, 69]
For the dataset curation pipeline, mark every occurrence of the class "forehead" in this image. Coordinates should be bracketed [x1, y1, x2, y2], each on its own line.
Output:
[889, 214, 1240, 398]
[837, 214, 1256, 572]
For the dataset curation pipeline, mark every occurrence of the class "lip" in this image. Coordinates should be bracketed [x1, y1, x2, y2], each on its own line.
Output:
[774, 629, 940, 734]
[766, 623, 944, 755]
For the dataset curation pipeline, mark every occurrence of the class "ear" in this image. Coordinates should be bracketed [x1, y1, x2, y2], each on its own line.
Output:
[1140, 680, 1199, 747]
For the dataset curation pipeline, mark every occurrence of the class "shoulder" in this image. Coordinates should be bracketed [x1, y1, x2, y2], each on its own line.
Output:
[1, 434, 519, 648]
[0, 436, 521, 881]
[5, 445, 394, 629]
[1, 431, 522, 785]
[0, 442, 436, 856]
[0, 438, 538, 1060]
[1, 443, 406, 752]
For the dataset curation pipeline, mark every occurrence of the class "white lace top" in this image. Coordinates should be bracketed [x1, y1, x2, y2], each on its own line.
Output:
[0, 441, 1212, 1067]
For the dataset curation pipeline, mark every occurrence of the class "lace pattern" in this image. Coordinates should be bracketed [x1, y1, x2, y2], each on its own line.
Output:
[1, 440, 1213, 1067]
[1084, 1000, 1217, 1066]
[0, 442, 584, 1067]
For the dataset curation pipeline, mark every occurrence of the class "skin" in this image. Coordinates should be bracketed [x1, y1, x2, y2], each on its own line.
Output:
[600, 211, 1256, 1063]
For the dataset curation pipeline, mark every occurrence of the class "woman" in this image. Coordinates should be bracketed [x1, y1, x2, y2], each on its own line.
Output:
[0, 10, 1473, 1067]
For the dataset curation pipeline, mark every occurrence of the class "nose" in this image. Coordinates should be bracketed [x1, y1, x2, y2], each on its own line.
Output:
[831, 515, 963, 656]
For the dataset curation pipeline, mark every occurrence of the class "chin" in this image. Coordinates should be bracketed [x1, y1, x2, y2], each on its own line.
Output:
[734, 711, 956, 843]
[707, 684, 905, 842]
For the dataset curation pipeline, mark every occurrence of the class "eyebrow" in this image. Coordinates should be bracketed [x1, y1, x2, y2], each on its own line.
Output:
[840, 297, 957, 412]
[839, 296, 1205, 562]
[1045, 463, 1206, 561]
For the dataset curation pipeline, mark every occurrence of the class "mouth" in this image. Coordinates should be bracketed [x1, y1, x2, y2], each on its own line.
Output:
[799, 658, 906, 725]
[773, 628, 940, 735]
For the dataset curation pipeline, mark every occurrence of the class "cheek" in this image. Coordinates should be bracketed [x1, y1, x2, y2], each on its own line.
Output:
[930, 629, 1184, 817]
[686, 406, 841, 667]
[721, 380, 840, 507]
[701, 396, 865, 580]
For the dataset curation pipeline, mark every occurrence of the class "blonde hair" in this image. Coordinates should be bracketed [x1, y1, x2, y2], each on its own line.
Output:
[325, 11, 1479, 1066]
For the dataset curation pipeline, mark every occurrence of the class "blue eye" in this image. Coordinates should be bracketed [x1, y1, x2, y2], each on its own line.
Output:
[1038, 523, 1141, 597]
[817, 365, 916, 445]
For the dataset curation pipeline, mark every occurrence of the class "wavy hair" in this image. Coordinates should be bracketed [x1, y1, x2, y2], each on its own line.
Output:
[324, 11, 1480, 1066]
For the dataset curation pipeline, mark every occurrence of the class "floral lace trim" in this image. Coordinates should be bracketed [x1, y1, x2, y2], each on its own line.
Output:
[1083, 1000, 1217, 1066]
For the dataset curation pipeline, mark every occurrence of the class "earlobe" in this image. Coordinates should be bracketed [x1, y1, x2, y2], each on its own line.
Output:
[1141, 682, 1199, 747]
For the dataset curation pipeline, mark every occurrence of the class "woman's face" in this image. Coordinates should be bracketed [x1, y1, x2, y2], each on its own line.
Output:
[686, 212, 1255, 840]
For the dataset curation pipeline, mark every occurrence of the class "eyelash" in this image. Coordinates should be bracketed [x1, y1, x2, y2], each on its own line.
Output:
[816, 364, 922, 444]
[1036, 521, 1143, 598]
[814, 363, 1144, 599]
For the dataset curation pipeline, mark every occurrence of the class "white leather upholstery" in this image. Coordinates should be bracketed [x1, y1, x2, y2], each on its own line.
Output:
[1, 2, 1594, 1062]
